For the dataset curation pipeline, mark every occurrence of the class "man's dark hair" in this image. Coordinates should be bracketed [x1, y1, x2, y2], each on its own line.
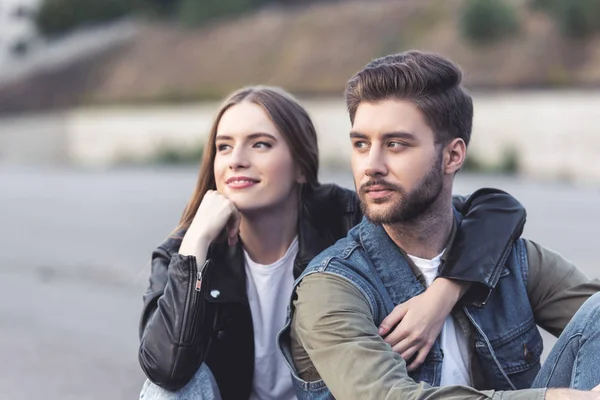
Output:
[345, 50, 473, 146]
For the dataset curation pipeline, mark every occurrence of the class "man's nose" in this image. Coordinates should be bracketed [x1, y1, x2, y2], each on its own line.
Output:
[364, 147, 387, 177]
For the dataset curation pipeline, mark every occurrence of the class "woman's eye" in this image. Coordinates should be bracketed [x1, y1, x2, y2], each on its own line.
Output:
[253, 141, 272, 149]
[217, 144, 231, 151]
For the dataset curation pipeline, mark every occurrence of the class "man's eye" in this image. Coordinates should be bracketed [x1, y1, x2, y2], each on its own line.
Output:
[388, 141, 407, 148]
[354, 141, 368, 149]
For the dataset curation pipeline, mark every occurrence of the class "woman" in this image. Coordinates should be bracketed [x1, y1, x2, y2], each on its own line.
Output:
[138, 86, 525, 400]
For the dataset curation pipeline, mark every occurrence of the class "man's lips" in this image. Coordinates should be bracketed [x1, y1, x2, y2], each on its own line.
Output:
[362, 184, 395, 199]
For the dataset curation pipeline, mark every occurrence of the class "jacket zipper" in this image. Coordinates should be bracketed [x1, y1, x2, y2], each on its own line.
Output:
[183, 258, 210, 344]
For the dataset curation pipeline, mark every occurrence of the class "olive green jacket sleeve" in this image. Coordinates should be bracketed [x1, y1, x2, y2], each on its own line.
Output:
[291, 273, 546, 400]
[524, 239, 600, 337]
[291, 240, 600, 400]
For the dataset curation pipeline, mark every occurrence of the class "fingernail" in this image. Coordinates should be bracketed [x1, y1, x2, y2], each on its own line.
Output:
[378, 327, 385, 335]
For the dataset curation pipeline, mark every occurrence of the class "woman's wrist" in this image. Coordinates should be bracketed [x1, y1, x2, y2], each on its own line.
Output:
[430, 277, 470, 306]
[179, 236, 210, 260]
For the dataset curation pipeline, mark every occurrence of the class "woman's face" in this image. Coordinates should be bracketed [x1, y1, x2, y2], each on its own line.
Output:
[214, 101, 303, 213]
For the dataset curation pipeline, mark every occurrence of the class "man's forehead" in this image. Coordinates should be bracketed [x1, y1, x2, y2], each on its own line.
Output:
[352, 100, 430, 137]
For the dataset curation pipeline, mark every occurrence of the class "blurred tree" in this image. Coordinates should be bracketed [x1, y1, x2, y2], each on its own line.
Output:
[531, 0, 600, 38]
[177, 0, 267, 26]
[142, 0, 182, 17]
[460, 0, 519, 44]
[36, 0, 136, 36]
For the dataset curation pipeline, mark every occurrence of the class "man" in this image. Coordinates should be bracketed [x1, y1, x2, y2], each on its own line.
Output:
[277, 51, 600, 399]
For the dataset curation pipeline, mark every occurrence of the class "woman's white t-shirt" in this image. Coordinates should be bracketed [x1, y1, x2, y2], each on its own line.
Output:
[244, 237, 298, 400]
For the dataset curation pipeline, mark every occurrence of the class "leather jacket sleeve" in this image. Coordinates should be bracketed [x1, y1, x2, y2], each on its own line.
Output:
[448, 187, 526, 306]
[138, 241, 211, 391]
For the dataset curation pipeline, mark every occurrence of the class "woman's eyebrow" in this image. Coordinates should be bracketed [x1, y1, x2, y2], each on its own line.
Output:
[216, 132, 277, 141]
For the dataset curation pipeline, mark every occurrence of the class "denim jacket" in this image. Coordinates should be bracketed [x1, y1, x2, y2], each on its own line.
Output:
[278, 212, 543, 399]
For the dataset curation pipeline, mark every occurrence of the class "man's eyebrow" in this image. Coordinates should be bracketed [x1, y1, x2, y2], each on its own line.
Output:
[349, 131, 416, 140]
[382, 131, 416, 141]
[349, 131, 367, 139]
[215, 132, 277, 141]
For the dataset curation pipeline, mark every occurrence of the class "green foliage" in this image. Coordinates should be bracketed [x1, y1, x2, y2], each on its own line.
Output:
[460, 0, 519, 44]
[36, 0, 293, 34]
[461, 153, 487, 172]
[498, 147, 520, 174]
[153, 142, 204, 164]
[462, 147, 520, 175]
[36, 0, 136, 36]
[177, 0, 268, 26]
[533, 0, 600, 38]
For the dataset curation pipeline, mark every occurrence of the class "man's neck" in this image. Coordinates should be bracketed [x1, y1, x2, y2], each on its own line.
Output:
[383, 195, 454, 260]
[239, 199, 298, 265]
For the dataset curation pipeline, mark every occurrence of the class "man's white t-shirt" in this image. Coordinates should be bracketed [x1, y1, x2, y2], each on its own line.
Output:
[407, 252, 472, 387]
[244, 237, 298, 400]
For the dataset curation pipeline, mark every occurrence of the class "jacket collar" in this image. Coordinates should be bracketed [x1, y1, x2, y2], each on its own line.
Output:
[355, 208, 462, 303]
[206, 204, 331, 304]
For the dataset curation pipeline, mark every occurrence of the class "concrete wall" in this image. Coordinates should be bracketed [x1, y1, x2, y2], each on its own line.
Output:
[0, 112, 69, 164]
[2, 90, 600, 183]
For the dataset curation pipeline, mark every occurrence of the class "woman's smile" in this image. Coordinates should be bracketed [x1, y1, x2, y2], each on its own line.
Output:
[225, 176, 260, 190]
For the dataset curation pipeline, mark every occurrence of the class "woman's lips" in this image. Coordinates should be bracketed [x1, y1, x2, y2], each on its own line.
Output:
[226, 177, 259, 189]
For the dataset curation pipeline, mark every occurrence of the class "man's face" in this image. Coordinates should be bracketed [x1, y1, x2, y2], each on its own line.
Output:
[350, 99, 444, 224]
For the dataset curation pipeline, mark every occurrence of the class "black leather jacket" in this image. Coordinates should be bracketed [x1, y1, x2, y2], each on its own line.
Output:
[138, 184, 526, 399]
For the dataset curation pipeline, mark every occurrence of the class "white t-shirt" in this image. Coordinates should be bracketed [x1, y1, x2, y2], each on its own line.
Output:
[244, 237, 298, 400]
[407, 252, 471, 387]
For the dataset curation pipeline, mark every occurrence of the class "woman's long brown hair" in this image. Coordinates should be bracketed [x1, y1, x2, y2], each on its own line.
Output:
[174, 86, 320, 235]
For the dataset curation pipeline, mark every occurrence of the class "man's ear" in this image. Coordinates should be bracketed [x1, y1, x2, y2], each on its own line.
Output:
[444, 138, 467, 175]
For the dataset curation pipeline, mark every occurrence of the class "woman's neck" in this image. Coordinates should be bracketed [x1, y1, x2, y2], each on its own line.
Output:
[239, 198, 299, 265]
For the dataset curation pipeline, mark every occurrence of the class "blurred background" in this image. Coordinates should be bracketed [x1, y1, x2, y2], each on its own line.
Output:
[1, 0, 600, 398]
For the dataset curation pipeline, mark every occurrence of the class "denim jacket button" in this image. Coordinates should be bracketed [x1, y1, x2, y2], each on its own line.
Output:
[523, 344, 534, 362]
[210, 290, 221, 299]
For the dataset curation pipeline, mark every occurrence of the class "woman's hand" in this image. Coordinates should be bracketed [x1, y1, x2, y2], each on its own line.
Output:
[379, 278, 469, 371]
[179, 191, 241, 258]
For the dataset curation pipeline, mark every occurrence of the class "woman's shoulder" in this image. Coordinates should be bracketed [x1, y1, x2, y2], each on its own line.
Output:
[309, 183, 358, 210]
[305, 184, 361, 224]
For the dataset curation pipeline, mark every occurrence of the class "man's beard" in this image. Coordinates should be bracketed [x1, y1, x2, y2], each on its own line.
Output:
[359, 155, 444, 224]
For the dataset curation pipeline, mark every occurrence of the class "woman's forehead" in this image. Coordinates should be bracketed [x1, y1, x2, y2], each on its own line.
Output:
[217, 102, 280, 138]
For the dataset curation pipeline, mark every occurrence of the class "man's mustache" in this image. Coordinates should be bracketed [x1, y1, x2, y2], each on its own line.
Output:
[359, 180, 402, 195]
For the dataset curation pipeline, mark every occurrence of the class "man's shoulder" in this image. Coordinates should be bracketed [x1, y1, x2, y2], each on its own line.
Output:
[303, 222, 369, 273]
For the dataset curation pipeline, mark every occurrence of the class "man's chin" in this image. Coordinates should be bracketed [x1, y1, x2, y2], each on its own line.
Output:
[363, 207, 396, 224]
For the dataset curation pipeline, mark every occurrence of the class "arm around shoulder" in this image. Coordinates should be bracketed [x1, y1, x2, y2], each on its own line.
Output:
[444, 188, 526, 304]
[290, 270, 543, 400]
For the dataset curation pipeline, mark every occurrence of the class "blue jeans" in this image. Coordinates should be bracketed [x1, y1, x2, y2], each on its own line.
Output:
[531, 291, 600, 390]
[139, 364, 222, 400]
[140, 292, 600, 399]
